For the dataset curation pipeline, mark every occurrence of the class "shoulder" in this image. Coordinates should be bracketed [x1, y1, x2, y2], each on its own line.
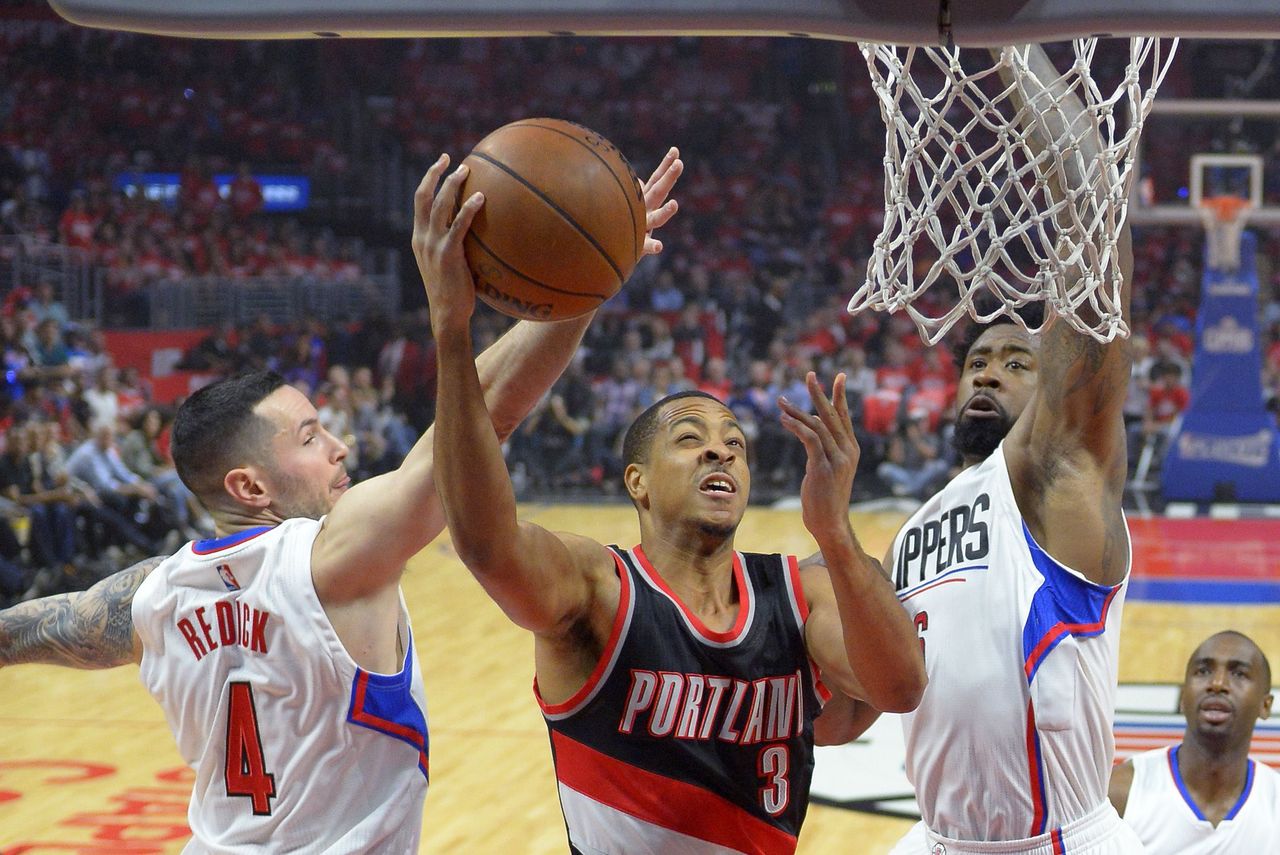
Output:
[1252, 756, 1280, 785]
[570, 537, 629, 604]
[796, 550, 827, 582]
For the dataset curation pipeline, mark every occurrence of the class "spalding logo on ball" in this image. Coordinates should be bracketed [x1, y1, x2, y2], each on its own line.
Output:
[460, 119, 647, 321]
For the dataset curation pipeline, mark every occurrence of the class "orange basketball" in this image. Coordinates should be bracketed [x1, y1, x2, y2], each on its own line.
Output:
[460, 119, 647, 321]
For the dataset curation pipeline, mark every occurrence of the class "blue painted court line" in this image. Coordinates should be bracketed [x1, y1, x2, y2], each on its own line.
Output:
[1127, 577, 1280, 605]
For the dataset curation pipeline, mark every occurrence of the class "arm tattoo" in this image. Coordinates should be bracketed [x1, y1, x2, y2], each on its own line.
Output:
[1043, 326, 1115, 409]
[0, 555, 168, 670]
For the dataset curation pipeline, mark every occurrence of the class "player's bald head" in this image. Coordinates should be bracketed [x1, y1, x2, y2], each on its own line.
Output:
[1189, 630, 1271, 687]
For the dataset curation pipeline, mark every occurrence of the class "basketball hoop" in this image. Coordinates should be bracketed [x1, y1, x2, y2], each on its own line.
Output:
[850, 39, 1179, 344]
[1198, 194, 1252, 272]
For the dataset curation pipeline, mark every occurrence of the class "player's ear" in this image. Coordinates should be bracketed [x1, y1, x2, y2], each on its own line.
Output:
[624, 462, 648, 507]
[1261, 692, 1274, 720]
[224, 466, 270, 509]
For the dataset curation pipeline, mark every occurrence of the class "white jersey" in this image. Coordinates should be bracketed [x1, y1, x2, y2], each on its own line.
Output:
[132, 520, 428, 853]
[889, 442, 1129, 843]
[1123, 745, 1280, 853]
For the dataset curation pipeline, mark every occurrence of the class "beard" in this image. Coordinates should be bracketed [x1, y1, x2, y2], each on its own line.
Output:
[951, 411, 1014, 460]
[268, 467, 337, 521]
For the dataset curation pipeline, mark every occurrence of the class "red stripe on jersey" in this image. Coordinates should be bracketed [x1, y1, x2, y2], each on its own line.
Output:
[812, 668, 832, 705]
[1025, 702, 1048, 837]
[536, 550, 633, 716]
[632, 545, 752, 644]
[1022, 585, 1119, 680]
[349, 672, 429, 773]
[782, 555, 830, 704]
[785, 555, 808, 622]
[1051, 827, 1065, 854]
[550, 730, 797, 855]
[898, 576, 966, 604]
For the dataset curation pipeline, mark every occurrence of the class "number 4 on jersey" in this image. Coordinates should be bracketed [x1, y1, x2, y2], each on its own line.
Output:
[225, 681, 276, 815]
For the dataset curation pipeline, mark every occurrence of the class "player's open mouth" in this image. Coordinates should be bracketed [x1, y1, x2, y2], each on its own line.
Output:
[962, 395, 1001, 419]
[699, 473, 737, 496]
[1198, 698, 1233, 724]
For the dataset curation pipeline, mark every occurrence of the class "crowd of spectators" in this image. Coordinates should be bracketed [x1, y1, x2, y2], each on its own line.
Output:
[0, 284, 429, 607]
[3, 13, 1280, 607]
[0, 19, 374, 326]
[0, 289, 203, 605]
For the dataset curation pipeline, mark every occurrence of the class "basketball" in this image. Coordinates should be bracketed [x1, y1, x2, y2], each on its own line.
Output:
[459, 119, 647, 321]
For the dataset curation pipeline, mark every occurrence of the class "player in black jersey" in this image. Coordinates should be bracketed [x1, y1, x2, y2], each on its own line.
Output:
[425, 170, 924, 852]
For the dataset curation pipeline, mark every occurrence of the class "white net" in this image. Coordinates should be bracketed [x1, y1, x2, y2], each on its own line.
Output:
[850, 39, 1178, 344]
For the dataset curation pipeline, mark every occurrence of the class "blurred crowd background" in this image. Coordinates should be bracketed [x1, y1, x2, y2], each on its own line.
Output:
[2, 6, 1280, 603]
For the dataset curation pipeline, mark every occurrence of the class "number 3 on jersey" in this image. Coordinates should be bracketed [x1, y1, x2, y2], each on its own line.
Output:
[757, 744, 789, 815]
[225, 681, 276, 815]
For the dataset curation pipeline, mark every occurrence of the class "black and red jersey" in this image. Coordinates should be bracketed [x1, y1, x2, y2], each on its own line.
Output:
[537, 545, 829, 855]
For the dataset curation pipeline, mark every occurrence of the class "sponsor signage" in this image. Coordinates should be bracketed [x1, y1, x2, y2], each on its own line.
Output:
[113, 171, 311, 212]
[1162, 232, 1280, 501]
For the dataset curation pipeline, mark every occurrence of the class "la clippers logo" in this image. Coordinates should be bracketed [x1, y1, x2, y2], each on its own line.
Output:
[216, 563, 240, 592]
[811, 683, 1280, 820]
[931, 845, 946, 855]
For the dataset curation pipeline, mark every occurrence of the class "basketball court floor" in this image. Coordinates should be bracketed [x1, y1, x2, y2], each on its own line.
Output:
[0, 503, 1275, 853]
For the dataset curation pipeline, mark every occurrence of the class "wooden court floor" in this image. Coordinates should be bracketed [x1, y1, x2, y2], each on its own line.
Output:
[1, 504, 1276, 853]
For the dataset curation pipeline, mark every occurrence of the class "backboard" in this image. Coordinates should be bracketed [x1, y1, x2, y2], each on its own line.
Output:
[46, 0, 1280, 44]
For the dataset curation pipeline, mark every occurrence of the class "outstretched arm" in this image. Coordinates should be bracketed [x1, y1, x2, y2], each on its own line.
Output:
[0, 556, 167, 669]
[312, 149, 682, 603]
[781, 373, 925, 713]
[998, 45, 1132, 585]
[1001, 44, 1133, 462]
[425, 162, 614, 637]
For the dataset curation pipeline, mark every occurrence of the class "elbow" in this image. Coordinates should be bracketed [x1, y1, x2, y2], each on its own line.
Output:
[871, 672, 927, 714]
[452, 539, 502, 575]
[490, 413, 522, 445]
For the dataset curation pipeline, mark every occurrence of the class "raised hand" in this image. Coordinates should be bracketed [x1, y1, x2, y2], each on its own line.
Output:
[779, 372, 861, 543]
[640, 147, 683, 257]
[412, 154, 485, 330]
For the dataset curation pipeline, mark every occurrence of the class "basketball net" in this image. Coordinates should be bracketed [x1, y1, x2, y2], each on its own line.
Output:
[851, 39, 1178, 344]
[1198, 195, 1252, 273]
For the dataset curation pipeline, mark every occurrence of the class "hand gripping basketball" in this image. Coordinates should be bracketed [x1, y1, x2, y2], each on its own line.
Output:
[413, 154, 485, 330]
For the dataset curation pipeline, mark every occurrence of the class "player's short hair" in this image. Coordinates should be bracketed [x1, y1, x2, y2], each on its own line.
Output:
[623, 390, 723, 468]
[950, 303, 1046, 372]
[172, 370, 287, 502]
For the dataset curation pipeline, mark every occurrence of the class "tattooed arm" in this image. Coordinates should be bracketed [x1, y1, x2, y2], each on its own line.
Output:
[0, 556, 166, 669]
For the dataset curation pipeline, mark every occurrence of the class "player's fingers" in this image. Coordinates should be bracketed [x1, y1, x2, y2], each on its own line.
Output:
[806, 372, 835, 420]
[643, 150, 682, 208]
[642, 236, 664, 257]
[804, 373, 844, 457]
[780, 395, 838, 461]
[429, 163, 470, 236]
[829, 373, 856, 440]
[448, 191, 485, 242]
[643, 147, 679, 192]
[779, 411, 823, 460]
[646, 199, 678, 233]
[777, 395, 818, 429]
[413, 154, 449, 232]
